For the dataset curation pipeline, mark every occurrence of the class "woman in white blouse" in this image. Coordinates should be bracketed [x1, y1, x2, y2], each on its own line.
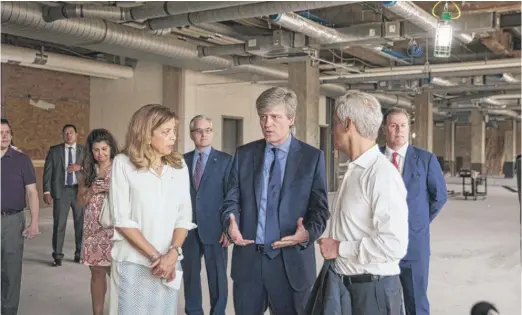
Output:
[108, 104, 196, 315]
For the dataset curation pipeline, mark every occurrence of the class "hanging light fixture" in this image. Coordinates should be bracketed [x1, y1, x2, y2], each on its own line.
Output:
[432, 1, 461, 58]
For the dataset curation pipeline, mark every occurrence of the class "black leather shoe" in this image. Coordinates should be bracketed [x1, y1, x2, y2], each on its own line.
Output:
[74, 257, 81, 263]
[52, 259, 62, 267]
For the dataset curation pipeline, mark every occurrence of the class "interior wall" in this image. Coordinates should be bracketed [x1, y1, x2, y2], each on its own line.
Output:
[1, 63, 90, 203]
[90, 60, 164, 145]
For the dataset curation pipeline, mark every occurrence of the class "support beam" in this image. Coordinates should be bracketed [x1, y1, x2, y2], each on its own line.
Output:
[503, 120, 517, 178]
[412, 92, 433, 151]
[288, 60, 320, 148]
[444, 120, 456, 176]
[470, 109, 486, 173]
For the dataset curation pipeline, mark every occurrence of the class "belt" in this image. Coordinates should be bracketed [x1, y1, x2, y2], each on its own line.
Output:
[1, 210, 23, 216]
[340, 273, 385, 285]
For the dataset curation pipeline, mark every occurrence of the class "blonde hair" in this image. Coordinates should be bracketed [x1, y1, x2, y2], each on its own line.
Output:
[124, 104, 183, 170]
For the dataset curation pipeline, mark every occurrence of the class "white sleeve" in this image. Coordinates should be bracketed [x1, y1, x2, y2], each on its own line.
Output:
[110, 155, 140, 229]
[174, 165, 197, 231]
[338, 166, 409, 264]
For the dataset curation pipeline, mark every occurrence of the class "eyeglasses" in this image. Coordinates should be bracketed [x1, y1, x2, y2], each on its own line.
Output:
[191, 128, 213, 135]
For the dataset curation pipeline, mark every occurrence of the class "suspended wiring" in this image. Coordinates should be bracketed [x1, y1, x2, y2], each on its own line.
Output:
[431, 1, 462, 19]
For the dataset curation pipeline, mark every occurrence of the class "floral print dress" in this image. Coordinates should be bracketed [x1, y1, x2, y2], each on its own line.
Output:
[80, 168, 114, 266]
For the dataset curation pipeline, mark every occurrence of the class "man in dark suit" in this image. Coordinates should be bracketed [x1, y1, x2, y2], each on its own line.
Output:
[43, 124, 85, 266]
[220, 87, 330, 315]
[382, 107, 448, 315]
[182, 115, 232, 315]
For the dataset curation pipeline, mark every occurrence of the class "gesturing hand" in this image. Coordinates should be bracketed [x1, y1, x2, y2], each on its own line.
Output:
[317, 238, 340, 259]
[228, 214, 254, 246]
[272, 217, 309, 249]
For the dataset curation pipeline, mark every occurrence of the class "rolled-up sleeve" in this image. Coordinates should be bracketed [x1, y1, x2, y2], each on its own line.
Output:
[110, 155, 140, 229]
[338, 170, 409, 264]
[175, 164, 197, 231]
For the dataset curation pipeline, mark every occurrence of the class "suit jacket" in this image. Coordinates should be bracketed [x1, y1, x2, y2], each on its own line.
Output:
[43, 143, 85, 200]
[184, 148, 233, 245]
[220, 137, 329, 291]
[380, 145, 447, 260]
[304, 260, 349, 315]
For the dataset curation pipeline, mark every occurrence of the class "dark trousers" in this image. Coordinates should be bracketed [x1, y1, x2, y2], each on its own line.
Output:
[1, 211, 25, 315]
[181, 230, 228, 315]
[233, 249, 310, 315]
[342, 274, 403, 315]
[52, 186, 83, 260]
[399, 257, 430, 315]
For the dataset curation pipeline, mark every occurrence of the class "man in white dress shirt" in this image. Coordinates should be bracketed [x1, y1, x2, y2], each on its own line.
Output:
[318, 91, 409, 315]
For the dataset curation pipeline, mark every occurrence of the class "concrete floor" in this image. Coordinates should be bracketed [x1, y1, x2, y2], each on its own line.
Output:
[17, 177, 520, 315]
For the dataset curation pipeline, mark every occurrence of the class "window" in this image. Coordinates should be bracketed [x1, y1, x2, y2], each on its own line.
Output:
[222, 117, 243, 156]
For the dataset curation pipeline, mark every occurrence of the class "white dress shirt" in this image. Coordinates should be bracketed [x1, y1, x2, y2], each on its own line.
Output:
[327, 145, 409, 276]
[64, 143, 78, 185]
[384, 143, 408, 175]
[110, 154, 197, 267]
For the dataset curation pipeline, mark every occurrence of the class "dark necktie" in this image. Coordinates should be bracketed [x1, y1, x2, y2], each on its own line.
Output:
[67, 147, 73, 185]
[194, 152, 204, 189]
[264, 148, 282, 259]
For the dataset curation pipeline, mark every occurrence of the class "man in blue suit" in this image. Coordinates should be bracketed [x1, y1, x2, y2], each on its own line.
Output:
[182, 115, 233, 315]
[220, 87, 329, 315]
[381, 107, 448, 315]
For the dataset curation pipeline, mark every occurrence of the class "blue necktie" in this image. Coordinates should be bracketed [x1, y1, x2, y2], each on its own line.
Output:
[67, 147, 73, 185]
[264, 148, 282, 259]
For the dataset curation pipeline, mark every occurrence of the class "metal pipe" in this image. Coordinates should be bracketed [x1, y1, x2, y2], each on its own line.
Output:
[487, 94, 522, 101]
[146, 1, 352, 30]
[1, 43, 134, 79]
[43, 2, 255, 22]
[320, 59, 522, 83]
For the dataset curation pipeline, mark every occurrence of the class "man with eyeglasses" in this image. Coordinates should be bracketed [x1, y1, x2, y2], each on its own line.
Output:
[181, 115, 233, 315]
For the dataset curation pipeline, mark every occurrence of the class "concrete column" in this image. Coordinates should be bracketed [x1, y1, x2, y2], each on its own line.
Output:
[503, 120, 517, 178]
[412, 92, 433, 151]
[163, 65, 182, 151]
[470, 109, 486, 173]
[444, 120, 456, 176]
[288, 61, 320, 148]
[163, 66, 197, 154]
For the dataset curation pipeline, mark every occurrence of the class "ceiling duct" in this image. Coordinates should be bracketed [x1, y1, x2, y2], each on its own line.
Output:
[146, 1, 353, 30]
[44, 2, 255, 22]
[270, 11, 364, 45]
[1, 43, 134, 79]
[1, 1, 299, 79]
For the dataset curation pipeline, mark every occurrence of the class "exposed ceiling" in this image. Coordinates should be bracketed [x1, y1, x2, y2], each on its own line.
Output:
[1, 1, 521, 123]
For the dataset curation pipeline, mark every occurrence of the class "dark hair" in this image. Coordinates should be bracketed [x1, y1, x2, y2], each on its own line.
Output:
[62, 124, 77, 133]
[83, 129, 119, 187]
[1, 118, 14, 146]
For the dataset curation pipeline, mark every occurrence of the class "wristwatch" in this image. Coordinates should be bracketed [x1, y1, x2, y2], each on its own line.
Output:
[169, 245, 182, 256]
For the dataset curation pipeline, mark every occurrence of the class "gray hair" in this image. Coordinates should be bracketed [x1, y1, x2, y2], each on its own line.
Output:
[383, 107, 411, 125]
[256, 87, 297, 119]
[189, 115, 212, 131]
[335, 91, 383, 140]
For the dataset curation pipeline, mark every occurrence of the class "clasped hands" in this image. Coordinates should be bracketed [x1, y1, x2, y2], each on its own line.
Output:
[227, 214, 309, 248]
[150, 249, 178, 283]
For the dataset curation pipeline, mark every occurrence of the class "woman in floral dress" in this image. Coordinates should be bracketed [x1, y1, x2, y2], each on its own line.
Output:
[77, 128, 119, 315]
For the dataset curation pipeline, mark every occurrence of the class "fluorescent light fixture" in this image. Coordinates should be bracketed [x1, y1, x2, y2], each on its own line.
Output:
[434, 21, 453, 58]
